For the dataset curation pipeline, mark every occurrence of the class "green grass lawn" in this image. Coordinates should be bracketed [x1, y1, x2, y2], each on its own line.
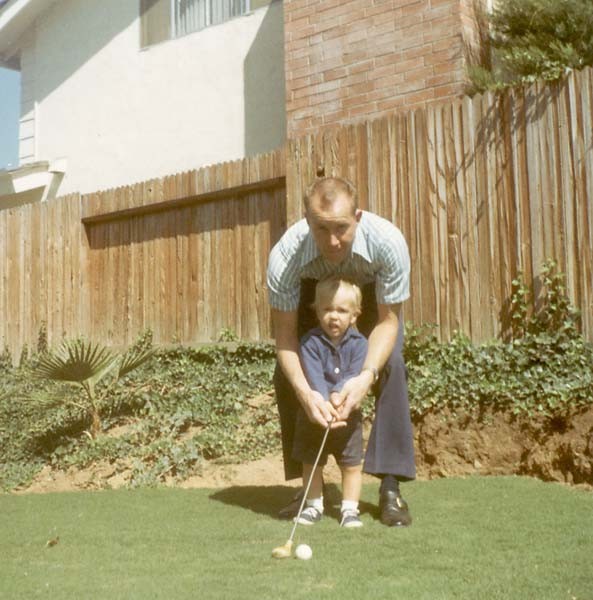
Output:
[1, 477, 591, 599]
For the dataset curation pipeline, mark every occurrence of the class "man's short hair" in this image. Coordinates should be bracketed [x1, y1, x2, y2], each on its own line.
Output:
[304, 177, 358, 214]
[313, 276, 362, 315]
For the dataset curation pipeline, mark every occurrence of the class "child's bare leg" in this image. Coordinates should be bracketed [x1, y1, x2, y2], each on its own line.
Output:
[296, 463, 324, 524]
[340, 464, 363, 527]
[341, 464, 362, 502]
[302, 463, 324, 500]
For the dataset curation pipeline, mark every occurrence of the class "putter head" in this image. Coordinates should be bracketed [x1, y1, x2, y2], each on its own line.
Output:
[271, 540, 293, 559]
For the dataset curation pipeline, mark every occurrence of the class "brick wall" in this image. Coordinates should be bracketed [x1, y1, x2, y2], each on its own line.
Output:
[284, 0, 484, 137]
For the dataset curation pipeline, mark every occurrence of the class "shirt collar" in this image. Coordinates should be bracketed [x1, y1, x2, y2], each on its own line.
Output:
[312, 326, 363, 348]
[298, 212, 372, 267]
[299, 228, 319, 267]
[351, 214, 372, 262]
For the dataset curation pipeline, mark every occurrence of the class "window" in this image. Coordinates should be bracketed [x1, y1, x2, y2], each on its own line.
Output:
[140, 0, 274, 47]
[174, 0, 248, 36]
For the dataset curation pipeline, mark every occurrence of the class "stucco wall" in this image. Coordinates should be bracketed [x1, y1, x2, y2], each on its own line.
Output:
[20, 0, 285, 195]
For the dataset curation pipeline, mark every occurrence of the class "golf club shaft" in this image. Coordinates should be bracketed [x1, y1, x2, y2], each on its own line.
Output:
[287, 420, 332, 544]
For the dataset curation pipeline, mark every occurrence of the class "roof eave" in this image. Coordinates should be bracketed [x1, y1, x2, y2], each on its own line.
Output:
[0, 0, 59, 70]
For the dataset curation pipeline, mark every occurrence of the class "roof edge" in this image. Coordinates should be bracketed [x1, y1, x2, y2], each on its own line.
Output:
[0, 0, 59, 69]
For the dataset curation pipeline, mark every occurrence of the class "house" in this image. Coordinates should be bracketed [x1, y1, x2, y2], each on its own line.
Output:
[0, 0, 286, 199]
[0, 0, 484, 201]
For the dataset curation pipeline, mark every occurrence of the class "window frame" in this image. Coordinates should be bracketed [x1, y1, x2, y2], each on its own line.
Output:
[141, 0, 263, 48]
[172, 0, 251, 37]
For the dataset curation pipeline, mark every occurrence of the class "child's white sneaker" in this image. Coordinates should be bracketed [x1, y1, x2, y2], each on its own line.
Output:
[340, 509, 363, 528]
[295, 506, 323, 525]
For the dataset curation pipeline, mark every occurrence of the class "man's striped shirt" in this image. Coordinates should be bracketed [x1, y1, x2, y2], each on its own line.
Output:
[267, 211, 410, 312]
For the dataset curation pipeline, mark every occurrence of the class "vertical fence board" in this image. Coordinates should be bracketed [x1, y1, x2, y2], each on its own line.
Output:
[233, 196, 245, 338]
[414, 110, 438, 329]
[432, 106, 449, 339]
[177, 205, 191, 343]
[396, 113, 417, 326]
[188, 204, 201, 338]
[201, 200, 214, 339]
[461, 95, 481, 340]
[517, 88, 534, 291]
[443, 103, 462, 334]
[451, 100, 470, 335]
[526, 83, 547, 311]
[557, 77, 577, 306]
[580, 69, 593, 338]
[252, 192, 266, 340]
[497, 94, 515, 338]
[7, 210, 21, 358]
[538, 82, 556, 264]
[570, 70, 593, 339]
[61, 198, 72, 341]
[0, 210, 6, 352]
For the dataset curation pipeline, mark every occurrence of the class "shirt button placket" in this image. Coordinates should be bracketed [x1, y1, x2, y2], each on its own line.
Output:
[333, 349, 341, 375]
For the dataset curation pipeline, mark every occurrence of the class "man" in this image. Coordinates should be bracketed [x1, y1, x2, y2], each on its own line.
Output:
[267, 176, 415, 527]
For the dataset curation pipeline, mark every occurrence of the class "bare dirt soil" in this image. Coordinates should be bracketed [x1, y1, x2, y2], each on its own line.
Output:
[16, 406, 593, 495]
[414, 406, 593, 488]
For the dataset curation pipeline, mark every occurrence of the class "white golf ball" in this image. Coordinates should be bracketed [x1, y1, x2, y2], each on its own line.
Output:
[295, 543, 312, 560]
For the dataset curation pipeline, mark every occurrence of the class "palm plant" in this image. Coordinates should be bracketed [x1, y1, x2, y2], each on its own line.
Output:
[35, 339, 154, 438]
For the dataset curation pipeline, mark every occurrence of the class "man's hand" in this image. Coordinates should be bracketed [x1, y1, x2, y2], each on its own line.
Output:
[301, 390, 344, 429]
[332, 370, 375, 421]
[329, 391, 342, 409]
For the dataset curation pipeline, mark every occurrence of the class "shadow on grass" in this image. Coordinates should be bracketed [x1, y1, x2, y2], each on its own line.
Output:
[209, 483, 378, 521]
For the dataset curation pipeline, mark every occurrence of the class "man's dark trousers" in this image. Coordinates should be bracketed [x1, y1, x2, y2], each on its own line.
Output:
[273, 279, 416, 481]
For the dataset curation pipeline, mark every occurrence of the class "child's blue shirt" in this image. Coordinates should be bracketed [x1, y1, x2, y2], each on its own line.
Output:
[299, 326, 368, 401]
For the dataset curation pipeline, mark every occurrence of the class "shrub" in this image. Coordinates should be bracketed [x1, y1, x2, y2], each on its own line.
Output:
[467, 0, 593, 93]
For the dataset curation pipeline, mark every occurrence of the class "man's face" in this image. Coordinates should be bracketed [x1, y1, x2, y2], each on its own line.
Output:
[306, 193, 361, 264]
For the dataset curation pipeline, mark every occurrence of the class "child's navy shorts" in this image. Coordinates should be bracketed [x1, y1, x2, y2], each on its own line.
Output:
[292, 407, 363, 467]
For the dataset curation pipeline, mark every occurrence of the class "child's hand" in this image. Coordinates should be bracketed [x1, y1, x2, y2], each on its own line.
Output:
[336, 371, 374, 420]
[303, 390, 342, 428]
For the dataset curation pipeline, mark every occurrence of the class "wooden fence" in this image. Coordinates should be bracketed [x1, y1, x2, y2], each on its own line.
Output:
[0, 150, 287, 359]
[287, 67, 593, 343]
[1, 67, 592, 360]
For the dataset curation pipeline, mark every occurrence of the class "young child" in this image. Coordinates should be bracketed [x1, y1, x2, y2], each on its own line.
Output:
[292, 276, 368, 528]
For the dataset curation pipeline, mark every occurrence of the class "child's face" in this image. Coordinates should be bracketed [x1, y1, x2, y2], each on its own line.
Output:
[316, 285, 359, 343]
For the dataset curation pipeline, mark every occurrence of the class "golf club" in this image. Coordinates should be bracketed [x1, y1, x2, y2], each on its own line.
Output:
[271, 418, 333, 559]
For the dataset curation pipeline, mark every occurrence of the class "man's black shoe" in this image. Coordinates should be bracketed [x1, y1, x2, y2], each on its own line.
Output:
[278, 488, 305, 519]
[379, 489, 412, 527]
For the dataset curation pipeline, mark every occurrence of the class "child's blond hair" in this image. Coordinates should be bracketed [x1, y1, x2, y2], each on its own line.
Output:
[313, 276, 362, 315]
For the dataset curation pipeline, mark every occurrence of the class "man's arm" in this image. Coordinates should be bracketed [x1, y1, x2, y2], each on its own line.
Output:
[272, 309, 341, 428]
[333, 303, 401, 420]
